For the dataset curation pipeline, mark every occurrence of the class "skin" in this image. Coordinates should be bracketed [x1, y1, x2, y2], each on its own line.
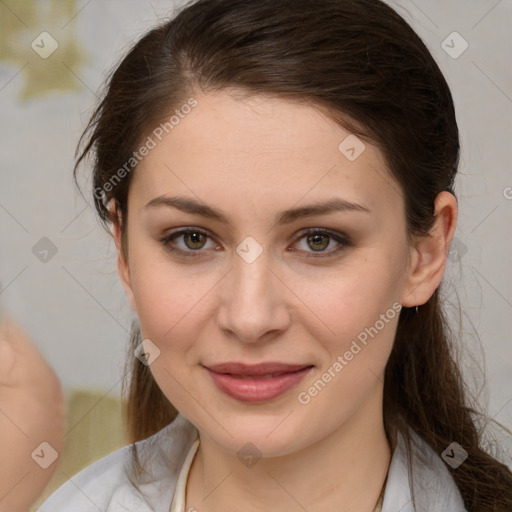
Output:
[0, 317, 66, 512]
[113, 89, 457, 512]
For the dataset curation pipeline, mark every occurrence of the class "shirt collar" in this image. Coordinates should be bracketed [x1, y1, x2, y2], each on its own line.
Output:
[115, 413, 466, 512]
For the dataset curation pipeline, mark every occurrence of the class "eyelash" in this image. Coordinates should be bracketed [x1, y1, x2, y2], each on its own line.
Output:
[159, 227, 352, 260]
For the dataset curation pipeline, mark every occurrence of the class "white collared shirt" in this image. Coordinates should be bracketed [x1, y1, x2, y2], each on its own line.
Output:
[169, 437, 199, 512]
[168, 438, 385, 512]
[36, 413, 468, 512]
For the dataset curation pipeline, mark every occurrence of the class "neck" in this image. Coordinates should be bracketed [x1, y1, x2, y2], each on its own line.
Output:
[186, 383, 392, 512]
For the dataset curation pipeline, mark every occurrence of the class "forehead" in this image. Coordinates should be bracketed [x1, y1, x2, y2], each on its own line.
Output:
[130, 90, 403, 222]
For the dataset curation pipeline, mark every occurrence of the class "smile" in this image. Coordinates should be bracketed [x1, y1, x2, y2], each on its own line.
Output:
[203, 362, 314, 403]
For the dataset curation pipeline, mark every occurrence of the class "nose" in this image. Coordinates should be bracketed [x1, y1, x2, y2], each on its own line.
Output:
[216, 246, 291, 344]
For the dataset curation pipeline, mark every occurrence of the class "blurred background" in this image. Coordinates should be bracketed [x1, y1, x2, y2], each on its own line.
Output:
[0, 0, 511, 508]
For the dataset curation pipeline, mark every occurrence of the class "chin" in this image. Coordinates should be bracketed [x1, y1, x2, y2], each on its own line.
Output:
[196, 408, 311, 458]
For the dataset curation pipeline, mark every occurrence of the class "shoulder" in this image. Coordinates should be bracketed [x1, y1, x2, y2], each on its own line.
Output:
[36, 443, 134, 512]
[382, 427, 468, 512]
[36, 413, 198, 512]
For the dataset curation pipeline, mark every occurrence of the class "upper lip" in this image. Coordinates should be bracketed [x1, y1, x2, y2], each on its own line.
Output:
[204, 362, 312, 376]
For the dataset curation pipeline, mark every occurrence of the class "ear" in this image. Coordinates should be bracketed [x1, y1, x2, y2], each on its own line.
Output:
[110, 202, 138, 314]
[401, 191, 458, 308]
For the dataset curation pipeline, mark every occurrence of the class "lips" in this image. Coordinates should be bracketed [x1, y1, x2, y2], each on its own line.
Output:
[204, 362, 313, 402]
[206, 361, 311, 376]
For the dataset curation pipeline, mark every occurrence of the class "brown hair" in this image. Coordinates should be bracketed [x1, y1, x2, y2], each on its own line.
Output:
[73, 0, 512, 509]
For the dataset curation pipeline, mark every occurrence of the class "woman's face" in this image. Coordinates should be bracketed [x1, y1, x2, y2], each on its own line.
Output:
[117, 89, 417, 457]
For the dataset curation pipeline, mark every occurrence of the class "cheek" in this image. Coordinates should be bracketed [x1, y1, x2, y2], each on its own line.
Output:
[301, 254, 405, 351]
[132, 274, 195, 348]
[128, 244, 216, 353]
[294, 269, 401, 430]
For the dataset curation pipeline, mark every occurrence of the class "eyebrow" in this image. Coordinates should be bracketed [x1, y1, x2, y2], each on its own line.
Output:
[144, 195, 371, 225]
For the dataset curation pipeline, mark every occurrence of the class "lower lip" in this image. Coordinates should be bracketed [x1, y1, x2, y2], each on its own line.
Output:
[205, 366, 313, 403]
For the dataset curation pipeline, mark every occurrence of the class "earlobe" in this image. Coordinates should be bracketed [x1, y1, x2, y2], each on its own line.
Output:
[110, 202, 138, 314]
[401, 191, 458, 308]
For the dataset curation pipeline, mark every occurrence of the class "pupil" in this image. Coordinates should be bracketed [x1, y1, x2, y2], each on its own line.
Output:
[309, 233, 328, 251]
[186, 232, 204, 249]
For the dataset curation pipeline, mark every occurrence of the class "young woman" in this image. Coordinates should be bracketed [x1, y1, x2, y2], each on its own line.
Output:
[36, 0, 512, 511]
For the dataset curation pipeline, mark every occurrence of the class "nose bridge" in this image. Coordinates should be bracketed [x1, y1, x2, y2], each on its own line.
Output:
[217, 240, 289, 342]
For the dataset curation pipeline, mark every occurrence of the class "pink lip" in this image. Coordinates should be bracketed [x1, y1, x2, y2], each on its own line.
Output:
[204, 362, 313, 403]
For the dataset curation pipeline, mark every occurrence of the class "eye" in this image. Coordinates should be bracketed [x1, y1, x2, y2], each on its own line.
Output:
[159, 227, 351, 259]
[290, 228, 351, 258]
[160, 228, 217, 258]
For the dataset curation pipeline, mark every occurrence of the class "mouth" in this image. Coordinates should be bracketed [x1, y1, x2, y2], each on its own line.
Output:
[203, 362, 314, 403]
